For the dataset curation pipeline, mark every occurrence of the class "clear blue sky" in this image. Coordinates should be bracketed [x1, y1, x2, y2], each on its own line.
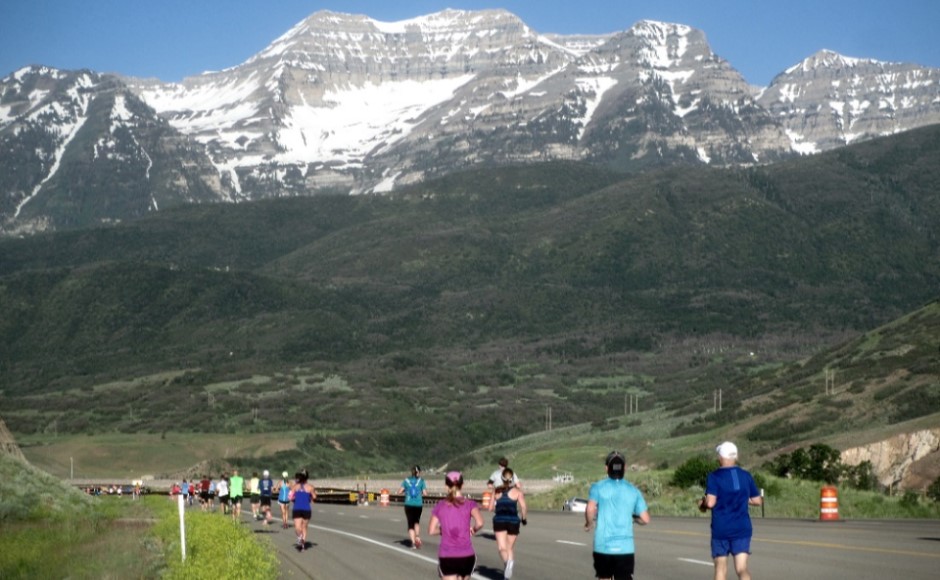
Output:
[2, 0, 937, 87]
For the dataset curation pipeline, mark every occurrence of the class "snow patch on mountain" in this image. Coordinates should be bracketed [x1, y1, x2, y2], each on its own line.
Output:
[574, 77, 618, 139]
[14, 86, 91, 218]
[278, 74, 475, 165]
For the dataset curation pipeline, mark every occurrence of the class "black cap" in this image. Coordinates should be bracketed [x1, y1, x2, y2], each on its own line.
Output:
[606, 451, 626, 479]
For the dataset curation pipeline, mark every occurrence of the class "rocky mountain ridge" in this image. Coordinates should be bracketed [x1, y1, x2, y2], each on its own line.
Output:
[2, 9, 939, 235]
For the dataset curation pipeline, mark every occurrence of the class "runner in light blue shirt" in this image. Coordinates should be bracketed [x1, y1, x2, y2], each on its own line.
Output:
[586, 451, 650, 580]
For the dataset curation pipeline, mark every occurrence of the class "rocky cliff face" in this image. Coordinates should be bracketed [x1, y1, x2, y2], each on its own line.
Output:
[841, 429, 940, 490]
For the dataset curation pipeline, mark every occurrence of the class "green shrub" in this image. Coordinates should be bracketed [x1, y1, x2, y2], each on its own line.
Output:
[752, 472, 782, 498]
[670, 455, 716, 489]
[150, 499, 277, 579]
[928, 476, 940, 503]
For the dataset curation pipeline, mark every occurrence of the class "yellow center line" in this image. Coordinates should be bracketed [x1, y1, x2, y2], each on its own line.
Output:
[644, 529, 940, 560]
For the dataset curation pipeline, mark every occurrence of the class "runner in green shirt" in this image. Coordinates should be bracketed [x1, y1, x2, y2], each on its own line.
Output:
[229, 469, 245, 520]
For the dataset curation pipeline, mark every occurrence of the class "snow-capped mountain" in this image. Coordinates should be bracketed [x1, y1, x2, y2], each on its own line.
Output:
[2, 9, 939, 234]
[758, 49, 940, 153]
[0, 67, 226, 235]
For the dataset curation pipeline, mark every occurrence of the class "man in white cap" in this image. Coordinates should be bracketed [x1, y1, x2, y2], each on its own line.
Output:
[698, 442, 762, 580]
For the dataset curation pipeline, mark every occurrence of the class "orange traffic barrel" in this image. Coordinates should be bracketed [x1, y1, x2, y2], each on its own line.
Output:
[820, 486, 839, 521]
[482, 491, 493, 510]
[380, 488, 390, 507]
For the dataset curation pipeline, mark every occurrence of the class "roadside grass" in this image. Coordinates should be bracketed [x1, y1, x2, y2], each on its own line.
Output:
[148, 496, 278, 580]
[0, 453, 161, 578]
[527, 470, 940, 519]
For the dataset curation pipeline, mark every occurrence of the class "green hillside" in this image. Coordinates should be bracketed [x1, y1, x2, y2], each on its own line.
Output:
[1, 126, 939, 474]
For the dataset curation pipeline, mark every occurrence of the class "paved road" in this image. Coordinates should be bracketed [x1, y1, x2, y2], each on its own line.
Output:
[240, 503, 940, 579]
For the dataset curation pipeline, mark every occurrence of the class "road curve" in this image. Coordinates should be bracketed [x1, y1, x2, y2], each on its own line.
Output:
[238, 503, 940, 579]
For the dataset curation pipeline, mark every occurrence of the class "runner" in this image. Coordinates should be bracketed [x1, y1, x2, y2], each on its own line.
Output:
[291, 469, 317, 551]
[397, 465, 428, 549]
[199, 474, 211, 511]
[585, 451, 651, 580]
[277, 471, 292, 529]
[217, 474, 230, 515]
[490, 467, 527, 579]
[207, 477, 216, 512]
[259, 469, 275, 526]
[249, 472, 261, 520]
[229, 469, 245, 520]
[429, 471, 484, 580]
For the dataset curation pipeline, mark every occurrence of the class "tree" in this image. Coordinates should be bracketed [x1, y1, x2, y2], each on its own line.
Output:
[927, 476, 940, 503]
[806, 443, 843, 484]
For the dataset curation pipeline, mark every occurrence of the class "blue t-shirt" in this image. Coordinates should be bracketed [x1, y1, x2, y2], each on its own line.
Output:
[259, 478, 274, 498]
[706, 466, 759, 540]
[401, 476, 427, 507]
[588, 478, 648, 555]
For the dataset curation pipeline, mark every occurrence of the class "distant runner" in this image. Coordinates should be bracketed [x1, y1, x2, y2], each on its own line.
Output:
[250, 472, 261, 520]
[229, 469, 245, 520]
[291, 469, 317, 551]
[259, 469, 275, 526]
[397, 465, 428, 549]
[217, 474, 230, 515]
[490, 467, 527, 579]
[277, 471, 292, 529]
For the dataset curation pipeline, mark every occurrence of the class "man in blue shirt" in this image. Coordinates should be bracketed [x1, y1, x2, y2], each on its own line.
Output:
[585, 451, 651, 580]
[699, 441, 762, 580]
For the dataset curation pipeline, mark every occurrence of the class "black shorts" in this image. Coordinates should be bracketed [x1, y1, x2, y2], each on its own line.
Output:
[438, 555, 476, 577]
[231, 495, 243, 505]
[219, 495, 230, 505]
[593, 552, 635, 580]
[493, 521, 520, 535]
[200, 491, 210, 501]
[404, 505, 423, 528]
[261, 497, 272, 507]
[293, 509, 312, 520]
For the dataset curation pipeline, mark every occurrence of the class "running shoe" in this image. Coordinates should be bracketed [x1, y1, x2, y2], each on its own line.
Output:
[414, 537, 422, 549]
[504, 559, 514, 579]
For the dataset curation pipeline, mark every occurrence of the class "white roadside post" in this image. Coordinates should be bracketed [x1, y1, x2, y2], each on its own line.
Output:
[178, 493, 187, 561]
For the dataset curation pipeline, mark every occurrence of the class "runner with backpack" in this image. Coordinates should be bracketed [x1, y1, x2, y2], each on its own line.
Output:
[397, 465, 428, 549]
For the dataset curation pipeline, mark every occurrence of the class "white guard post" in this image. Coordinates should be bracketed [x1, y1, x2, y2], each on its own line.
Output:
[178, 493, 187, 561]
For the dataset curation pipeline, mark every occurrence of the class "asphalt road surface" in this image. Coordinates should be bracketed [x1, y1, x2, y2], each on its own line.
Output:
[241, 503, 940, 579]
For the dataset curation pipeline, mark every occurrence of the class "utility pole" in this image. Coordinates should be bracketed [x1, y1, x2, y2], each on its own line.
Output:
[714, 389, 723, 412]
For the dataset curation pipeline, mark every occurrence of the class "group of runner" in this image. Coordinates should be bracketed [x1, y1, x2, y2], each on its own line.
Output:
[172, 469, 305, 531]
[402, 445, 758, 580]
[167, 441, 758, 580]
[395, 459, 528, 580]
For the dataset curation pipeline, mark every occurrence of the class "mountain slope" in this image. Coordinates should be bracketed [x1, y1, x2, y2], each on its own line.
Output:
[1, 126, 938, 389]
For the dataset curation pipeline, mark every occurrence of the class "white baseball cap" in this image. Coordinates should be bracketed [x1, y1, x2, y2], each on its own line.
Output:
[263, 470, 269, 477]
[716, 441, 738, 459]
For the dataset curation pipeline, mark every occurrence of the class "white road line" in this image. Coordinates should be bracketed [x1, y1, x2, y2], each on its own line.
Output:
[678, 558, 713, 567]
[309, 524, 488, 580]
[557, 540, 588, 546]
[359, 515, 369, 519]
